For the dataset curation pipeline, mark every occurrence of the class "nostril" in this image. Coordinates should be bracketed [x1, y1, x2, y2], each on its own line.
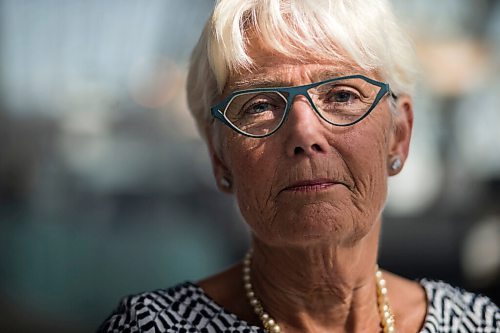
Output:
[294, 146, 304, 155]
[293, 144, 323, 155]
[311, 144, 322, 152]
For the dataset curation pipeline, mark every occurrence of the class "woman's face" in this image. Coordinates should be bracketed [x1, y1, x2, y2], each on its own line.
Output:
[209, 50, 413, 248]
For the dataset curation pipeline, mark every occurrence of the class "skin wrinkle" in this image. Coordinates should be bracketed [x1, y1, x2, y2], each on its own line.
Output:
[328, 109, 387, 242]
[232, 107, 384, 246]
[250, 236, 383, 329]
[228, 66, 355, 92]
[204, 45, 418, 331]
[194, 5, 428, 330]
[227, 103, 366, 244]
[267, 166, 280, 222]
[233, 137, 280, 239]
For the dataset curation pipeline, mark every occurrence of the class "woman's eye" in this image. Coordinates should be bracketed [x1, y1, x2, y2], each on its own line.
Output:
[245, 102, 273, 114]
[329, 90, 357, 103]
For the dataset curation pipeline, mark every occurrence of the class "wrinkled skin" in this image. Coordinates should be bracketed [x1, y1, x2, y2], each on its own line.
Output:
[209, 55, 411, 248]
[201, 48, 425, 332]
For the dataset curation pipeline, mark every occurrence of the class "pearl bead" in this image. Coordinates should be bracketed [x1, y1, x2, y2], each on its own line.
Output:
[270, 324, 281, 332]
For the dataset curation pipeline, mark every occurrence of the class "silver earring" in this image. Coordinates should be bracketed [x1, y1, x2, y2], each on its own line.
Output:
[390, 158, 402, 171]
[220, 176, 231, 188]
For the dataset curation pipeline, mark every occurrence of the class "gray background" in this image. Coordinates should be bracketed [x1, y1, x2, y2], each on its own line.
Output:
[0, 1, 499, 332]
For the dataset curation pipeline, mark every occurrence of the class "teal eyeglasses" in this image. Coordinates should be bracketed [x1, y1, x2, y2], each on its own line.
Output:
[210, 74, 394, 138]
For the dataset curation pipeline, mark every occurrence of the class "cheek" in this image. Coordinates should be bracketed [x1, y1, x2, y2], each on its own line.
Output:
[223, 136, 281, 228]
[218, 114, 393, 246]
[340, 119, 391, 217]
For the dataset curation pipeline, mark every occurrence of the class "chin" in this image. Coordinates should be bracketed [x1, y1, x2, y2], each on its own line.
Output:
[250, 203, 378, 247]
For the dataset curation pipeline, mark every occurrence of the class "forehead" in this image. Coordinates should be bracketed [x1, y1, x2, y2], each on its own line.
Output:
[227, 52, 374, 92]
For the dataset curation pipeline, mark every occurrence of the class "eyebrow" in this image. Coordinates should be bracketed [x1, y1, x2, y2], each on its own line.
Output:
[313, 69, 353, 81]
[228, 67, 357, 91]
[228, 76, 289, 91]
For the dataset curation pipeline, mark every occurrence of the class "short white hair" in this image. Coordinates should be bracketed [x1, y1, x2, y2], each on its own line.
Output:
[187, 0, 417, 140]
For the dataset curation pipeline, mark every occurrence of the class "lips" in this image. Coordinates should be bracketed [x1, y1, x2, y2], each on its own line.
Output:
[281, 179, 345, 193]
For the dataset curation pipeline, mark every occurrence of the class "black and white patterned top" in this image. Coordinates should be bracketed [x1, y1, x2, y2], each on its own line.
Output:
[98, 279, 499, 333]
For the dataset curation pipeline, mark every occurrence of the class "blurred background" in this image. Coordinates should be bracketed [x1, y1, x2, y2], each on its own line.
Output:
[0, 0, 499, 332]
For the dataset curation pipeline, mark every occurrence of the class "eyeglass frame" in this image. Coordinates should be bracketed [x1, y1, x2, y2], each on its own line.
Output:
[210, 74, 395, 138]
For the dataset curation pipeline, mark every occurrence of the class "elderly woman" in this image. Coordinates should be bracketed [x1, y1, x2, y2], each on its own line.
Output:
[98, 0, 499, 332]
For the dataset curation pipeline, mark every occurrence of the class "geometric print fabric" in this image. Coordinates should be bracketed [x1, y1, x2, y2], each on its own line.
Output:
[98, 279, 499, 333]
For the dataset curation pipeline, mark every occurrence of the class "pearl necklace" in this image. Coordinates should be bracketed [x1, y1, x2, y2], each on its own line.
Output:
[243, 250, 396, 333]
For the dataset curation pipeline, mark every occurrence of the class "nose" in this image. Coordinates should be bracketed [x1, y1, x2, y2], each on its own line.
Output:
[283, 95, 329, 158]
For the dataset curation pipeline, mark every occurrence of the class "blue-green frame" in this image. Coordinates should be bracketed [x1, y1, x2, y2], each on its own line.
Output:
[211, 74, 392, 138]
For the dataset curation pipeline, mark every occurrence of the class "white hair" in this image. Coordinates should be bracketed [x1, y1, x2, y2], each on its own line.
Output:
[187, 0, 417, 140]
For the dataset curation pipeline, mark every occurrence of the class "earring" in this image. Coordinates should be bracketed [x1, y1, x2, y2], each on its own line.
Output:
[390, 157, 402, 171]
[220, 176, 232, 189]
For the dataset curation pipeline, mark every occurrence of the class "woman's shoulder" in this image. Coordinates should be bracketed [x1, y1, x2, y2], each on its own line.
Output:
[96, 282, 261, 333]
[418, 279, 499, 333]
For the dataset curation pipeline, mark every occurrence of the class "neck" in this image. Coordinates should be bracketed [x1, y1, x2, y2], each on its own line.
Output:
[249, 219, 382, 333]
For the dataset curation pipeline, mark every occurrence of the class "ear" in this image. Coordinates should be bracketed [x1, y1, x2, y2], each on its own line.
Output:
[206, 128, 233, 193]
[388, 95, 413, 176]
